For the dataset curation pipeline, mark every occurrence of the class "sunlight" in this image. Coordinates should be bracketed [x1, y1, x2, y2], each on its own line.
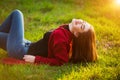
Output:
[115, 0, 120, 5]
[111, 0, 120, 9]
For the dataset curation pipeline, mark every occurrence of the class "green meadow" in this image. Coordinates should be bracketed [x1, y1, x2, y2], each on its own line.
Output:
[0, 0, 120, 80]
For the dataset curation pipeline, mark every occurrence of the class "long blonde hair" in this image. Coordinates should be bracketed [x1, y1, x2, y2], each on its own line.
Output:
[70, 27, 98, 63]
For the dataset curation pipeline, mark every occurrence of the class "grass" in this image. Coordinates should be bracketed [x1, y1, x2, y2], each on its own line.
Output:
[0, 0, 120, 80]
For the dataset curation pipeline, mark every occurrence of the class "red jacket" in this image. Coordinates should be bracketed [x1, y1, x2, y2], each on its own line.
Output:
[35, 25, 73, 66]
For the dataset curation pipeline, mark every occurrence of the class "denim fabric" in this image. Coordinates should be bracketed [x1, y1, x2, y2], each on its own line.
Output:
[0, 10, 31, 59]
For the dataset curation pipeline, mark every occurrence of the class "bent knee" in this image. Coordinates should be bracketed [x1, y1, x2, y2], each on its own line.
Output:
[12, 9, 23, 16]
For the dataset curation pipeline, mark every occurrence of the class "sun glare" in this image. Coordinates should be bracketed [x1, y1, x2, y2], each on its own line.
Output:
[116, 0, 120, 5]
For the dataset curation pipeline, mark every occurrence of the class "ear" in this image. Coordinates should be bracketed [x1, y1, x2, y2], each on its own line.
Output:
[74, 32, 79, 37]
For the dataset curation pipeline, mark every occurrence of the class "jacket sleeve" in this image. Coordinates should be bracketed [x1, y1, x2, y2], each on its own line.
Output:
[34, 30, 69, 66]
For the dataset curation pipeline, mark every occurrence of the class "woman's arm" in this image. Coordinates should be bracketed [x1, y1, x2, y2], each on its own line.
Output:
[23, 42, 69, 66]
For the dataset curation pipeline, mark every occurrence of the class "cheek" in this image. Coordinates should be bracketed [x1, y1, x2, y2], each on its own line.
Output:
[84, 23, 91, 31]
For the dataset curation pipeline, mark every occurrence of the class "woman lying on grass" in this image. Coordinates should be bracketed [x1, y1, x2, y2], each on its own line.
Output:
[0, 10, 98, 66]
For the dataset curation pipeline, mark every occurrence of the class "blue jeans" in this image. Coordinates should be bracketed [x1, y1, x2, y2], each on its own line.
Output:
[0, 10, 31, 59]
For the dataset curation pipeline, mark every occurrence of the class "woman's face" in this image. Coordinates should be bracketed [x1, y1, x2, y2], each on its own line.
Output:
[70, 19, 91, 37]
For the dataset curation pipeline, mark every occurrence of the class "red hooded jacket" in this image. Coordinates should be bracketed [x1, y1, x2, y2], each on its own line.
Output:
[35, 25, 73, 66]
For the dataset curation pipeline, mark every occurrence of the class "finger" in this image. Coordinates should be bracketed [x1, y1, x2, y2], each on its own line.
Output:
[23, 55, 26, 60]
[23, 55, 29, 60]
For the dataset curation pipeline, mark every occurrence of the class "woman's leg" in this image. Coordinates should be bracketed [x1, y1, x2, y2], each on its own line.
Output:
[5, 10, 30, 59]
[0, 32, 8, 50]
[0, 10, 14, 33]
[0, 10, 17, 50]
[0, 10, 30, 59]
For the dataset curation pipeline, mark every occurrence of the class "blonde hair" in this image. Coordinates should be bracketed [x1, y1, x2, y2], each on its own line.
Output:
[70, 27, 98, 63]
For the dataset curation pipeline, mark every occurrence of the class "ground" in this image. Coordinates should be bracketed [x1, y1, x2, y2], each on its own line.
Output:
[0, 0, 120, 80]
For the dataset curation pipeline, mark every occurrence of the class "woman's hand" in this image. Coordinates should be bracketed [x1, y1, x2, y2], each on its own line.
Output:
[23, 55, 35, 63]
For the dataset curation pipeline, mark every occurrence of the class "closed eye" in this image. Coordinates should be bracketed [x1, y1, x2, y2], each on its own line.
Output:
[81, 24, 85, 30]
[82, 25, 85, 30]
[81, 21, 86, 30]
